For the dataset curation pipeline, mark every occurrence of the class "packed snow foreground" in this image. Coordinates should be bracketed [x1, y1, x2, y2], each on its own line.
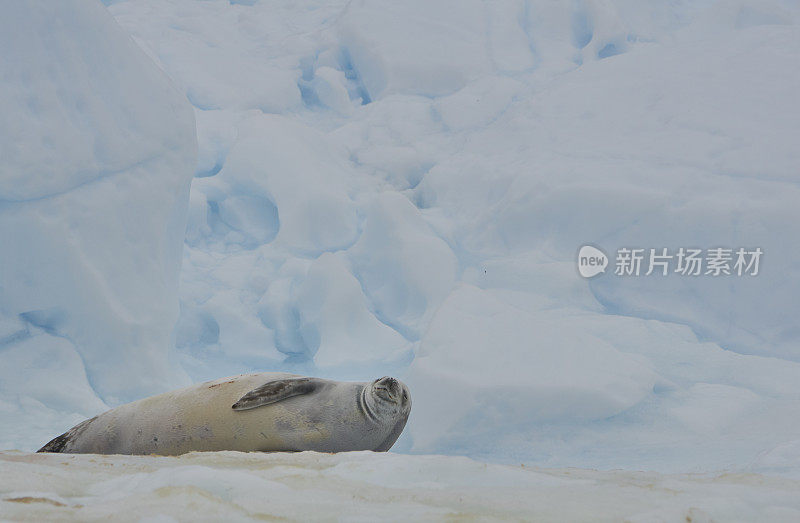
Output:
[2, 0, 800, 508]
[3, 450, 800, 521]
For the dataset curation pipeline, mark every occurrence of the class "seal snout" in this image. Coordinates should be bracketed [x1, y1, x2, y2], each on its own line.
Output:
[374, 376, 409, 408]
[374, 376, 399, 398]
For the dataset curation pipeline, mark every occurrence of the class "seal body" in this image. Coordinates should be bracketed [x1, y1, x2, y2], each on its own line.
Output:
[38, 373, 411, 455]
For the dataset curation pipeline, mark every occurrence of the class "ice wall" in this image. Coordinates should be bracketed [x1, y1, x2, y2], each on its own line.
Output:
[3, 0, 800, 474]
[102, 0, 800, 471]
[0, 0, 196, 448]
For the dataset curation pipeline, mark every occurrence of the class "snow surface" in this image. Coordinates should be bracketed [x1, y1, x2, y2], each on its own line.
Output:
[3, 450, 800, 522]
[2, 0, 800, 485]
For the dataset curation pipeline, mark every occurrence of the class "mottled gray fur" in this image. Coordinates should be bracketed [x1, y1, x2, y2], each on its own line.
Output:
[37, 373, 411, 456]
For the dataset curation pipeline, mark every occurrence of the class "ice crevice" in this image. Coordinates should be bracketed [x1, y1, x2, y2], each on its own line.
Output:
[0, 154, 164, 204]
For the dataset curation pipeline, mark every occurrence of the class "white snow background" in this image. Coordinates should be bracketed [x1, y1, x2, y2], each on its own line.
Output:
[2, 0, 800, 500]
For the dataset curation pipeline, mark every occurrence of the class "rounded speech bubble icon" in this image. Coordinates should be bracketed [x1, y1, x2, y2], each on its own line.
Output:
[577, 245, 608, 278]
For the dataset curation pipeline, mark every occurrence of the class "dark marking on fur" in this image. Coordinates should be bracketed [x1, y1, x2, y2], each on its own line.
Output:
[37, 416, 98, 453]
[37, 433, 71, 454]
[208, 380, 235, 389]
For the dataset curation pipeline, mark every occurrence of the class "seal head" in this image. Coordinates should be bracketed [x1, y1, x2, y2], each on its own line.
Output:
[363, 376, 412, 451]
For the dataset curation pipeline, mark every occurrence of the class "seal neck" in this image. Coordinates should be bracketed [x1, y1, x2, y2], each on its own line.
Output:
[359, 385, 380, 424]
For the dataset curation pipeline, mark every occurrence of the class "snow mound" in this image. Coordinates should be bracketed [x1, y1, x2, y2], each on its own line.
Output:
[292, 252, 410, 369]
[348, 192, 457, 340]
[408, 284, 658, 452]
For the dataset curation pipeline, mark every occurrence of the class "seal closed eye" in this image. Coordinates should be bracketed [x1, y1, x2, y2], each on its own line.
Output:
[36, 372, 412, 456]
